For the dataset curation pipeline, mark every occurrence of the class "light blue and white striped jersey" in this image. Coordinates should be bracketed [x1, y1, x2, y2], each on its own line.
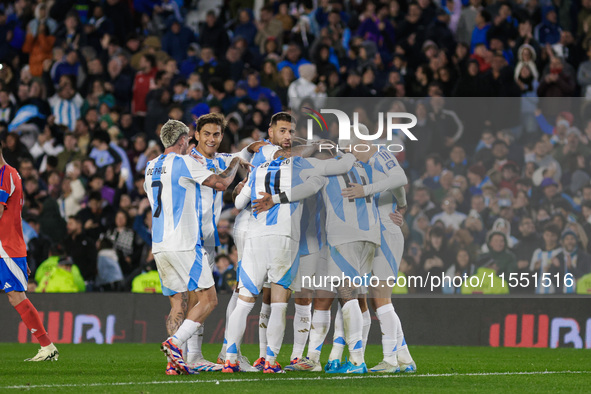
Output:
[143, 153, 213, 253]
[320, 161, 380, 247]
[236, 156, 301, 240]
[368, 148, 404, 234]
[190, 147, 251, 250]
[48, 93, 83, 131]
[293, 155, 356, 256]
[234, 141, 281, 233]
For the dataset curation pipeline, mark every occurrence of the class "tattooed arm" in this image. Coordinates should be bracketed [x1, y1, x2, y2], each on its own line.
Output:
[202, 157, 253, 191]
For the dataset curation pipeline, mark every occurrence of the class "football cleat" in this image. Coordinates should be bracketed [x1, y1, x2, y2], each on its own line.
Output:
[252, 357, 266, 371]
[24, 344, 59, 361]
[282, 358, 299, 371]
[238, 355, 259, 372]
[369, 360, 401, 373]
[222, 360, 240, 373]
[189, 359, 223, 372]
[324, 359, 341, 373]
[166, 362, 179, 375]
[283, 357, 322, 372]
[160, 338, 197, 375]
[263, 360, 284, 373]
[400, 361, 417, 373]
[332, 360, 368, 374]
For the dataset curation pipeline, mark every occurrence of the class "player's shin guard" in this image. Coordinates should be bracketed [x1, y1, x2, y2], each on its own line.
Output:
[172, 319, 200, 346]
[258, 302, 271, 359]
[186, 324, 204, 364]
[220, 291, 239, 359]
[341, 300, 364, 366]
[291, 303, 312, 361]
[226, 299, 254, 364]
[328, 303, 345, 362]
[15, 299, 51, 347]
[266, 302, 288, 365]
[361, 309, 371, 351]
[394, 310, 414, 365]
[376, 304, 398, 364]
[307, 309, 331, 363]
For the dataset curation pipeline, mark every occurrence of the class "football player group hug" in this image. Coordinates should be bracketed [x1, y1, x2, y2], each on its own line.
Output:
[145, 111, 416, 375]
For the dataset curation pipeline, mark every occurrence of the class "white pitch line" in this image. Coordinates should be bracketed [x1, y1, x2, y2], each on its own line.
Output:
[1, 370, 588, 390]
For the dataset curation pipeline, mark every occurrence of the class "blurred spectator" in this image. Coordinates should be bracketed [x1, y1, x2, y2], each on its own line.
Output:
[550, 229, 591, 293]
[35, 255, 85, 293]
[95, 236, 124, 291]
[63, 215, 97, 283]
[22, 21, 56, 77]
[48, 75, 83, 131]
[131, 259, 162, 293]
[214, 254, 236, 294]
[105, 210, 143, 278]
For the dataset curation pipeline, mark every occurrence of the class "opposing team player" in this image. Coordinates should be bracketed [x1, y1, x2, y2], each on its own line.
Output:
[341, 126, 416, 373]
[144, 120, 249, 374]
[0, 134, 59, 361]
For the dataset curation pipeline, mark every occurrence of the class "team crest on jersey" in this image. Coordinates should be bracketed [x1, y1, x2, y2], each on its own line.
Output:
[386, 160, 396, 169]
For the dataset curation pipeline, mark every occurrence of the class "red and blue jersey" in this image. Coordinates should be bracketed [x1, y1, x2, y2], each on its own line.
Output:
[0, 164, 27, 258]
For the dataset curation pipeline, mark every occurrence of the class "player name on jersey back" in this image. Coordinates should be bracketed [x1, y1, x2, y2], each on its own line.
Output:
[144, 153, 213, 253]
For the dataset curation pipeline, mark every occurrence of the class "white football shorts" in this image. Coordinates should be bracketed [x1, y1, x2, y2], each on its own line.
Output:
[327, 241, 376, 289]
[155, 246, 214, 296]
[372, 231, 404, 281]
[238, 235, 299, 297]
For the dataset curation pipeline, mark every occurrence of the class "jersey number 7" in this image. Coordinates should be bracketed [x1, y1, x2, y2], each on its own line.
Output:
[151, 180, 163, 218]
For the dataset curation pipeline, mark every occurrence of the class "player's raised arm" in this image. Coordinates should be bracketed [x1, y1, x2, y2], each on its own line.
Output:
[202, 157, 253, 191]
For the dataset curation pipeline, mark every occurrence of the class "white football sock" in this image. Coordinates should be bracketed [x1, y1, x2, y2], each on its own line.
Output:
[362, 309, 371, 351]
[258, 302, 271, 359]
[220, 292, 239, 359]
[328, 303, 345, 362]
[307, 309, 331, 363]
[265, 302, 288, 365]
[394, 311, 413, 364]
[341, 299, 364, 366]
[172, 319, 200, 347]
[186, 324, 204, 364]
[291, 303, 312, 360]
[225, 299, 254, 364]
[376, 304, 398, 365]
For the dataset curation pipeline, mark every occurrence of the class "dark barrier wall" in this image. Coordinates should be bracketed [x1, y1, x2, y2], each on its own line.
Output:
[1, 294, 590, 348]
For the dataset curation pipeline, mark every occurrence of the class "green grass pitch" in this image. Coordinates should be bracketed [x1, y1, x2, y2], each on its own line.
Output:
[0, 344, 589, 393]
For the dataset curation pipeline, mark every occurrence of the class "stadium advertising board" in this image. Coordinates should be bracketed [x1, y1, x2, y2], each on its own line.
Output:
[1, 294, 589, 348]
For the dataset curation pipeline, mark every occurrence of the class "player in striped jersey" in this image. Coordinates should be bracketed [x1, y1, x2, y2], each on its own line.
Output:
[228, 112, 291, 370]
[341, 128, 416, 373]
[253, 141, 380, 373]
[223, 148, 356, 373]
[186, 113, 266, 372]
[223, 150, 299, 373]
[147, 120, 250, 375]
[283, 149, 357, 369]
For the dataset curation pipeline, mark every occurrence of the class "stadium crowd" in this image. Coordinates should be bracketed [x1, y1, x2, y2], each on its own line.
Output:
[1, 0, 591, 294]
